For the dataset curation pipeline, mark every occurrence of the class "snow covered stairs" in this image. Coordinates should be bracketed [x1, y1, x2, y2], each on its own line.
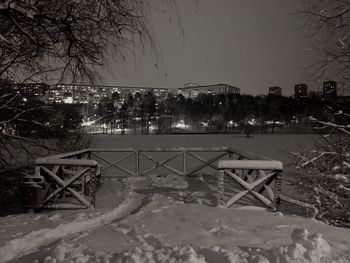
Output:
[217, 160, 283, 210]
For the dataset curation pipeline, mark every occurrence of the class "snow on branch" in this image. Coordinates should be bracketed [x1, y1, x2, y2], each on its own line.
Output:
[309, 116, 350, 135]
[298, 151, 337, 168]
[0, 106, 45, 126]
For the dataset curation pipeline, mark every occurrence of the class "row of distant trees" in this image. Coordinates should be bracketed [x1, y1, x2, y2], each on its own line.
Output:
[88, 91, 342, 134]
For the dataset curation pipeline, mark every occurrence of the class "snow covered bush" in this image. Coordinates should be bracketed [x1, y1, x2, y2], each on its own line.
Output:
[294, 131, 350, 227]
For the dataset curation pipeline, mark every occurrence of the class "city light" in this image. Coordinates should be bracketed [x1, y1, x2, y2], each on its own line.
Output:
[175, 120, 186, 129]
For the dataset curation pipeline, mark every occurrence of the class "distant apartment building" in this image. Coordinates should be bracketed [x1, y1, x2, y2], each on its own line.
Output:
[0, 83, 49, 99]
[294, 84, 308, 97]
[46, 84, 173, 104]
[323, 81, 337, 100]
[268, 86, 282, 96]
[179, 83, 240, 99]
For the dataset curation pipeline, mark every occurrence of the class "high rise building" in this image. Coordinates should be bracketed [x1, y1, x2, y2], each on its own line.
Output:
[294, 84, 308, 97]
[268, 86, 282, 96]
[323, 81, 337, 100]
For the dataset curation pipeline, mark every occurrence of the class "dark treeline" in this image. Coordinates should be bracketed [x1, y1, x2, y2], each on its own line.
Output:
[87, 91, 342, 134]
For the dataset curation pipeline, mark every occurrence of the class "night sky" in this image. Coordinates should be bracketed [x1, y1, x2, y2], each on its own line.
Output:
[101, 0, 319, 96]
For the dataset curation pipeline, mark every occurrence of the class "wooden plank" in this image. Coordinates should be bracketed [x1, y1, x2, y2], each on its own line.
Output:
[225, 190, 249, 208]
[249, 190, 274, 208]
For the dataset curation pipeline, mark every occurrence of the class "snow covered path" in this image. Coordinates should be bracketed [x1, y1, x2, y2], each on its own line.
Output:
[0, 178, 150, 262]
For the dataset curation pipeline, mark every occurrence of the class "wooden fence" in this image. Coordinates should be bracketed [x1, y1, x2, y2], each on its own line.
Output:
[30, 147, 315, 213]
[31, 147, 269, 209]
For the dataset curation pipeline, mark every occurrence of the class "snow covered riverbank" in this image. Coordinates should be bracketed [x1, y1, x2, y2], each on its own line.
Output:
[1, 174, 349, 263]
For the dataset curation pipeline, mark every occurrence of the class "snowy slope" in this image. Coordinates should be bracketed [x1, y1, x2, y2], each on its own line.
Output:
[1, 174, 349, 263]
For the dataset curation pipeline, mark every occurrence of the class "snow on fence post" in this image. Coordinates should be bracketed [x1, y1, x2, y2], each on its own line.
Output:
[217, 169, 225, 208]
[274, 172, 282, 212]
[89, 166, 98, 207]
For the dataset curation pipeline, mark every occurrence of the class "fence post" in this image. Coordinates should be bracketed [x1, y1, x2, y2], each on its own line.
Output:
[136, 150, 140, 176]
[89, 167, 96, 207]
[35, 165, 41, 177]
[183, 151, 187, 175]
[274, 172, 282, 212]
[217, 169, 225, 207]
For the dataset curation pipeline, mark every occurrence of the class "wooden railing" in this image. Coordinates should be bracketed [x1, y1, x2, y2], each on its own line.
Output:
[31, 147, 315, 213]
[31, 147, 269, 209]
[37, 147, 271, 178]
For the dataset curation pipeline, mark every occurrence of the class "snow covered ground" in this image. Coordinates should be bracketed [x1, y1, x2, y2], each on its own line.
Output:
[1, 173, 349, 263]
[1, 134, 349, 262]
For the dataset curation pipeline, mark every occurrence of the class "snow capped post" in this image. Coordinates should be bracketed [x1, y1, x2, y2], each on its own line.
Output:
[33, 151, 100, 210]
[217, 160, 283, 211]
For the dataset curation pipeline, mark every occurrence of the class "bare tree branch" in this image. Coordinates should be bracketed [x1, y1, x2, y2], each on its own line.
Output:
[299, 0, 350, 85]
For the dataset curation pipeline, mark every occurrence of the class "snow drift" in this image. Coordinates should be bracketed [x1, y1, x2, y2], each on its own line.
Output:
[39, 228, 350, 263]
